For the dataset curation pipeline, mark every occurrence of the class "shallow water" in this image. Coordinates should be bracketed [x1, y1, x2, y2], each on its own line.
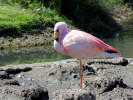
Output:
[103, 19, 133, 58]
[0, 20, 133, 66]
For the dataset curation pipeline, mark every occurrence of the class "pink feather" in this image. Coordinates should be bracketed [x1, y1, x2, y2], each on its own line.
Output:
[54, 22, 121, 59]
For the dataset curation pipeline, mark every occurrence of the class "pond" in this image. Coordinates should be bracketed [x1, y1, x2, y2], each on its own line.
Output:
[0, 19, 133, 66]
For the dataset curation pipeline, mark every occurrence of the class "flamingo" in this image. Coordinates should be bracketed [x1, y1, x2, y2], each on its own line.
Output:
[53, 22, 121, 89]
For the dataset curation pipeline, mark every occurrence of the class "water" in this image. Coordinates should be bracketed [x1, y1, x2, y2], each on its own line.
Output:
[0, 46, 71, 66]
[0, 20, 133, 66]
[102, 19, 133, 58]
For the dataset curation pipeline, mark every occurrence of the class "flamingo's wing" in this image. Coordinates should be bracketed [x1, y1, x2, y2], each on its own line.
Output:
[88, 33, 121, 55]
[63, 30, 121, 59]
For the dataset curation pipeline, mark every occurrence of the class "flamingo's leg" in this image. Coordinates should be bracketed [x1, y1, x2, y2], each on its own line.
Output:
[80, 60, 83, 89]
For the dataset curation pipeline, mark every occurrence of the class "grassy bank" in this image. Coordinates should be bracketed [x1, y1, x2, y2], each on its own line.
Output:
[0, 5, 40, 36]
[0, 0, 132, 37]
[0, 0, 72, 36]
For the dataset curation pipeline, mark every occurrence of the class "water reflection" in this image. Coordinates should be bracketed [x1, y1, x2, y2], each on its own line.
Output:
[102, 20, 133, 58]
[0, 46, 71, 66]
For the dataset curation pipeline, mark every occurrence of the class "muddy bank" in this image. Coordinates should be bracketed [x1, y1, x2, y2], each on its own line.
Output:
[0, 28, 54, 49]
[0, 25, 78, 50]
[0, 57, 133, 100]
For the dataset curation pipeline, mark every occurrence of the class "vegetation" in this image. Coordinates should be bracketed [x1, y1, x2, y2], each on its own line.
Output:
[0, 0, 133, 36]
[101, 0, 124, 6]
[0, 5, 40, 36]
[0, 0, 72, 35]
[0, 0, 133, 66]
[53, 0, 123, 36]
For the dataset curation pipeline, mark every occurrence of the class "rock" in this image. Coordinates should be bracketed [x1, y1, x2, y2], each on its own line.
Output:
[0, 79, 20, 87]
[87, 57, 128, 66]
[0, 85, 49, 100]
[129, 62, 133, 65]
[98, 87, 133, 100]
[4, 67, 21, 74]
[84, 76, 127, 94]
[111, 57, 128, 66]
[83, 64, 96, 75]
[17, 74, 22, 78]
[0, 71, 10, 79]
[0, 58, 132, 99]
[52, 89, 95, 100]
[0, 66, 32, 74]
[21, 67, 32, 72]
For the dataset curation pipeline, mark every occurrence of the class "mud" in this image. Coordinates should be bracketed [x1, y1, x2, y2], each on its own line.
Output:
[0, 57, 133, 100]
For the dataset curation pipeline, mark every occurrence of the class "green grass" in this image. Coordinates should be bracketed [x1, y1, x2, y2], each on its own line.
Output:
[0, 1, 72, 35]
[101, 0, 124, 6]
[0, 5, 40, 35]
[54, 0, 121, 35]
[41, 7, 72, 27]
[0, 0, 131, 36]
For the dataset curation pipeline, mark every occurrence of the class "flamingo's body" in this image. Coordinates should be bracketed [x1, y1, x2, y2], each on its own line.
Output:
[54, 22, 121, 88]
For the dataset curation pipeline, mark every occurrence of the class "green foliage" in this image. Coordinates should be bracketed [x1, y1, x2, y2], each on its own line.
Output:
[0, 0, 72, 35]
[0, 0, 129, 36]
[0, 5, 40, 35]
[101, 0, 124, 6]
[41, 7, 72, 27]
[52, 0, 120, 35]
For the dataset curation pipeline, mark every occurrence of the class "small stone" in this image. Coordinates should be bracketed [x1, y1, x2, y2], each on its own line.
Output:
[129, 62, 133, 65]
[73, 74, 78, 78]
[21, 83, 25, 86]
[27, 77, 31, 81]
[22, 9, 25, 11]
[17, 75, 22, 78]
[22, 67, 32, 72]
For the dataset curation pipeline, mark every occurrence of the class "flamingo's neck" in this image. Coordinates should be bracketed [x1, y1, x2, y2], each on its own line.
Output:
[59, 29, 68, 44]
[55, 29, 68, 55]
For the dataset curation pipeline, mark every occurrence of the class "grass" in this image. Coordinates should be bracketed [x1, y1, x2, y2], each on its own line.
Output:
[40, 7, 73, 27]
[0, 5, 40, 35]
[55, 0, 122, 36]
[0, 0, 132, 36]
[0, 0, 72, 35]
[101, 0, 124, 6]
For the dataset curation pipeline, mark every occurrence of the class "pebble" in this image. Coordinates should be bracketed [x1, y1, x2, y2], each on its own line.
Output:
[129, 62, 133, 65]
[21, 82, 25, 86]
[27, 77, 31, 81]
[17, 75, 22, 78]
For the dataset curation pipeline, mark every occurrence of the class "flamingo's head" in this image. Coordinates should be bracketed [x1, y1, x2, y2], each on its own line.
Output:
[54, 22, 67, 41]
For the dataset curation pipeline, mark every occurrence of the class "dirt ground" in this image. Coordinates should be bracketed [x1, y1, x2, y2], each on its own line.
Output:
[0, 57, 133, 100]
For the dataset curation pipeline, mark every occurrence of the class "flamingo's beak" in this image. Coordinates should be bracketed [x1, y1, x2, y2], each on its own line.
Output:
[54, 31, 59, 40]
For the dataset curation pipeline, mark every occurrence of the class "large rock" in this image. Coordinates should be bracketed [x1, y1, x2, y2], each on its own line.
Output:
[0, 79, 20, 87]
[87, 57, 128, 66]
[84, 76, 127, 94]
[0, 71, 10, 79]
[0, 66, 32, 74]
[52, 89, 95, 100]
[98, 87, 133, 100]
[0, 85, 49, 100]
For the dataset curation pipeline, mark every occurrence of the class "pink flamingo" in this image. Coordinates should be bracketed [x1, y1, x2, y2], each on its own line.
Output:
[54, 22, 121, 88]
